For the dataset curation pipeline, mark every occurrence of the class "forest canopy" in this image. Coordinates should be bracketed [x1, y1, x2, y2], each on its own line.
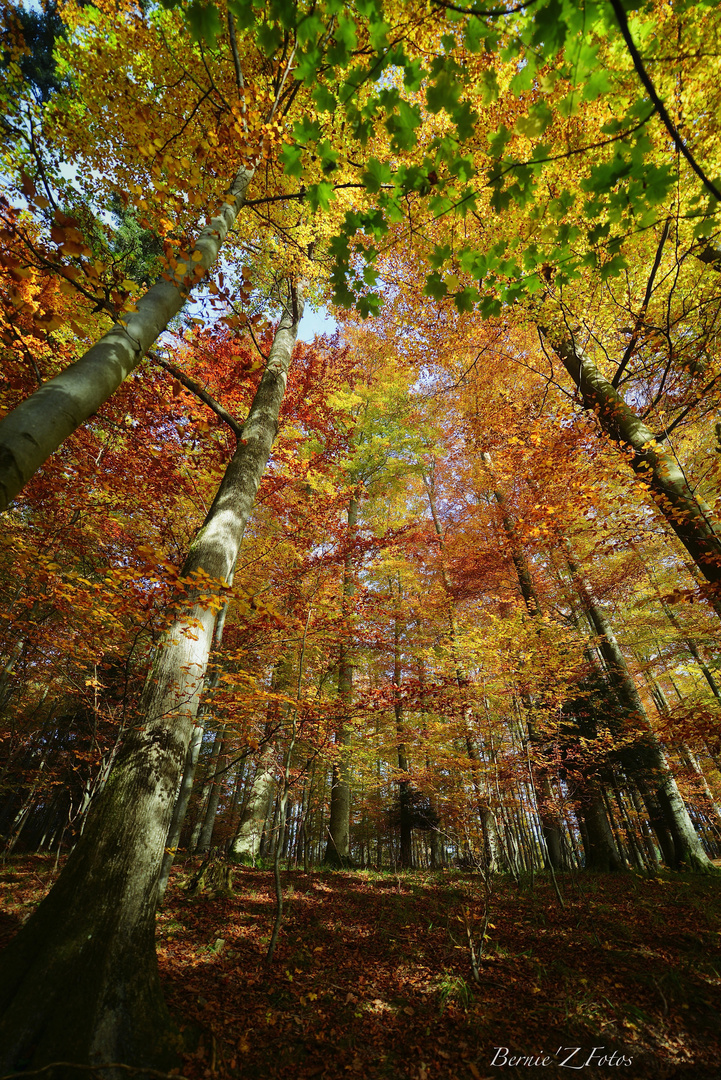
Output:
[0, 0, 720, 1076]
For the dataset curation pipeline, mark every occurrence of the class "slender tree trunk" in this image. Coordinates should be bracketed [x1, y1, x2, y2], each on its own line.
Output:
[0, 288, 303, 1073]
[568, 555, 715, 872]
[324, 495, 357, 866]
[231, 736, 277, 863]
[423, 468, 504, 870]
[0, 165, 256, 511]
[548, 329, 721, 616]
[195, 727, 228, 853]
[189, 726, 223, 852]
[392, 576, 413, 868]
[157, 721, 204, 901]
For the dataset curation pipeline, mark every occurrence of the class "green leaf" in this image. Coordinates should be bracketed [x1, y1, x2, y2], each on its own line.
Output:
[514, 101, 553, 139]
[185, 2, 222, 48]
[453, 101, 478, 143]
[362, 157, 393, 194]
[402, 57, 424, 91]
[228, 0, 254, 30]
[479, 69, 500, 105]
[257, 21, 283, 56]
[293, 116, 323, 145]
[296, 12, 323, 45]
[313, 85, 337, 113]
[306, 182, 334, 212]
[358, 292, 381, 317]
[487, 126, 511, 159]
[426, 71, 461, 115]
[429, 244, 453, 270]
[465, 17, 487, 53]
[600, 254, 628, 281]
[424, 272, 448, 301]
[454, 287, 478, 313]
[280, 143, 304, 178]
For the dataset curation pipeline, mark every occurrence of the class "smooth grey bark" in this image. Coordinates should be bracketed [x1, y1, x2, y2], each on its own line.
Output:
[157, 721, 204, 901]
[165, 595, 233, 873]
[569, 559, 715, 872]
[188, 725, 224, 852]
[195, 727, 228, 853]
[231, 656, 293, 862]
[0, 166, 255, 511]
[324, 495, 357, 866]
[0, 289, 303, 1074]
[548, 330, 721, 616]
[231, 740, 277, 861]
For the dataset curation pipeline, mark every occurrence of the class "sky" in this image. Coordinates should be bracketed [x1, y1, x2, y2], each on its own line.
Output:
[298, 305, 337, 342]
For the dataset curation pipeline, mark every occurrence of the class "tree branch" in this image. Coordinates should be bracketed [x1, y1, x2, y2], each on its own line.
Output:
[609, 0, 721, 202]
[611, 217, 671, 388]
[654, 373, 721, 441]
[147, 352, 243, 437]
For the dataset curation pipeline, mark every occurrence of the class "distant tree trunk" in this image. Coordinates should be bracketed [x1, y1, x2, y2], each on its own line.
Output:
[230, 739, 277, 862]
[0, 287, 303, 1074]
[324, 494, 357, 866]
[423, 467, 503, 871]
[157, 721, 204, 902]
[568, 554, 715, 872]
[195, 727, 228, 853]
[548, 329, 721, 617]
[392, 575, 413, 869]
[582, 790, 625, 871]
[480, 453, 567, 870]
[189, 725, 223, 852]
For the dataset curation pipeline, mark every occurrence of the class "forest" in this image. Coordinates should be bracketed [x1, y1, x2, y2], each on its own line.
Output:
[0, 0, 720, 1077]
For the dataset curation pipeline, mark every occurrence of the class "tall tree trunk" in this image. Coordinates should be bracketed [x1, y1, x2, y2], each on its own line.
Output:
[0, 288, 303, 1074]
[480, 453, 566, 868]
[392, 577, 413, 869]
[230, 738, 277, 862]
[157, 721, 204, 902]
[188, 725, 223, 852]
[195, 727, 228, 853]
[423, 467, 503, 871]
[582, 789, 625, 872]
[0, 165, 255, 511]
[568, 555, 715, 872]
[548, 329, 721, 616]
[324, 494, 357, 866]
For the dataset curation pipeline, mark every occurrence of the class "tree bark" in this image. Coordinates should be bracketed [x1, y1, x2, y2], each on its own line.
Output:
[0, 166, 255, 511]
[157, 720, 204, 902]
[230, 738, 277, 863]
[568, 555, 715, 872]
[324, 495, 357, 866]
[195, 727, 228, 853]
[0, 288, 303, 1074]
[392, 579, 413, 869]
[548, 329, 721, 616]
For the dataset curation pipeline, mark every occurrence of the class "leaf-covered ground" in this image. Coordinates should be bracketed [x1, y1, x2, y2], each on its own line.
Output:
[1, 858, 720, 1079]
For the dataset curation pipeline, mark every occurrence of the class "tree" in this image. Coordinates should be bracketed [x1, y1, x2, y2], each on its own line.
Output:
[0, 283, 304, 1072]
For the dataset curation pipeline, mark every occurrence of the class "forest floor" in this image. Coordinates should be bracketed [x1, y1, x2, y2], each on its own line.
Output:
[1, 858, 720, 1080]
